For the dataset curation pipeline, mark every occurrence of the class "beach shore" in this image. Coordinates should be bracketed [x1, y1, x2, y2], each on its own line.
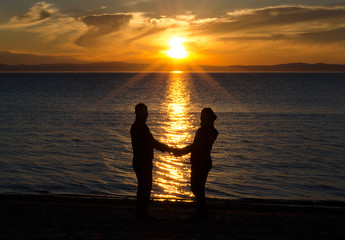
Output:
[1, 194, 344, 240]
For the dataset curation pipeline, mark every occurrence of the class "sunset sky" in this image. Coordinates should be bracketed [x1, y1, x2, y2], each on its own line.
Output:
[1, 0, 345, 66]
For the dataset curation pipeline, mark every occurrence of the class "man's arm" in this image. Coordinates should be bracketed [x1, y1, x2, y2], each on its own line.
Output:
[153, 138, 170, 152]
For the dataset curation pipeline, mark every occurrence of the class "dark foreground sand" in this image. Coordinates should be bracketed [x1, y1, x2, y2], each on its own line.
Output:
[1, 194, 344, 240]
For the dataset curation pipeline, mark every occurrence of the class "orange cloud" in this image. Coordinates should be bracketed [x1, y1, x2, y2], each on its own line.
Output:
[9, 2, 57, 25]
[75, 14, 133, 47]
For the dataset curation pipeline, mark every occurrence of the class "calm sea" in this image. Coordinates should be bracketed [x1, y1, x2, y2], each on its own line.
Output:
[1, 72, 344, 201]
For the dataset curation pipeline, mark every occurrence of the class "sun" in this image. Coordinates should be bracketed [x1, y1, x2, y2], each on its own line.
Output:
[165, 37, 188, 59]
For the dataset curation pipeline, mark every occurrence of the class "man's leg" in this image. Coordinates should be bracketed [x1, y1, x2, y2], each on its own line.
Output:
[135, 168, 152, 219]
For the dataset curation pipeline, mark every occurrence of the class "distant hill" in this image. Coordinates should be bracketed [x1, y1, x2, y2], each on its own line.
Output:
[0, 62, 148, 72]
[1, 62, 345, 72]
[200, 63, 345, 72]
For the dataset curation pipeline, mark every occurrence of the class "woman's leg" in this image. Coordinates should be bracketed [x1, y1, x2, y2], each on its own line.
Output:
[191, 165, 211, 217]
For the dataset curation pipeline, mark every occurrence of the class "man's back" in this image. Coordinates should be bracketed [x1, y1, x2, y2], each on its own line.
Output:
[131, 120, 155, 166]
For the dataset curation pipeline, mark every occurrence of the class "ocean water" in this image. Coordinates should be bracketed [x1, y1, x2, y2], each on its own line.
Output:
[1, 72, 344, 201]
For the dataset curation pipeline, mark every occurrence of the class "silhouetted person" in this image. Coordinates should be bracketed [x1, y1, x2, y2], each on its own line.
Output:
[130, 103, 170, 219]
[174, 108, 218, 219]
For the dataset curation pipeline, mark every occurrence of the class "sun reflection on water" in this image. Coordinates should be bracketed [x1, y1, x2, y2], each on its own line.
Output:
[153, 72, 195, 200]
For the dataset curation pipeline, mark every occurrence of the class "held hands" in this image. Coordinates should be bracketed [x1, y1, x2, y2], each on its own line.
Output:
[162, 143, 188, 157]
[167, 146, 185, 157]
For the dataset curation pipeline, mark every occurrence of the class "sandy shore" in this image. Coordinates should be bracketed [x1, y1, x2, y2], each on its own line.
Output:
[1, 194, 344, 240]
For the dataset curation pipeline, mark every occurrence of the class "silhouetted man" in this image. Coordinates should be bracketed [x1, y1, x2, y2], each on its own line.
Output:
[130, 103, 170, 219]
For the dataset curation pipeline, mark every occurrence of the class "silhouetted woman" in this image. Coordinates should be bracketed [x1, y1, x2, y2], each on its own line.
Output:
[175, 108, 218, 219]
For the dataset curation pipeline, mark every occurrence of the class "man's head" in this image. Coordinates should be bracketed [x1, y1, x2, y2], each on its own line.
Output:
[135, 103, 148, 122]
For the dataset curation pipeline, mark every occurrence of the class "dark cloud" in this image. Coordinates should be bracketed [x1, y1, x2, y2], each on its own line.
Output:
[10, 2, 55, 24]
[220, 34, 286, 42]
[192, 5, 345, 44]
[126, 26, 170, 43]
[297, 27, 345, 44]
[0, 51, 85, 65]
[229, 5, 345, 29]
[76, 14, 132, 47]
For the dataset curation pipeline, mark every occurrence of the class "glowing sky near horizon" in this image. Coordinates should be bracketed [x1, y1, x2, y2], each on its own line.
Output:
[0, 0, 345, 65]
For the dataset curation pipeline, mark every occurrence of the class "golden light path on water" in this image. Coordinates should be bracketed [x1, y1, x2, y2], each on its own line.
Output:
[153, 72, 195, 200]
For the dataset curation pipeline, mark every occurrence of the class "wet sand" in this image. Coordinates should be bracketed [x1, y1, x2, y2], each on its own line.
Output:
[1, 194, 344, 240]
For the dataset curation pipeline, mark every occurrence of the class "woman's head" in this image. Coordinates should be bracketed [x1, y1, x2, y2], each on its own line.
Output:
[201, 108, 217, 126]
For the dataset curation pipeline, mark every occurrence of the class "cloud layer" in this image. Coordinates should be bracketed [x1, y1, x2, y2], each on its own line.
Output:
[1, 2, 345, 64]
[193, 6, 345, 43]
